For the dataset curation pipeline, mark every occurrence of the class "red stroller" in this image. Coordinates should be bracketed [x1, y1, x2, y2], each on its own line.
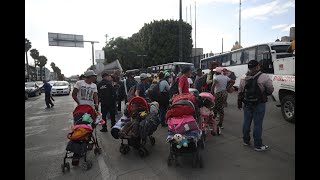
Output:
[61, 104, 104, 172]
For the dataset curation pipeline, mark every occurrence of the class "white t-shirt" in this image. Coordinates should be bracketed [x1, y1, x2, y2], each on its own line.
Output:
[213, 75, 231, 93]
[188, 78, 193, 88]
[74, 80, 98, 106]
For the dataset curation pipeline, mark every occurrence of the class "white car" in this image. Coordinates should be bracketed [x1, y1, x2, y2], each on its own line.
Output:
[51, 81, 71, 95]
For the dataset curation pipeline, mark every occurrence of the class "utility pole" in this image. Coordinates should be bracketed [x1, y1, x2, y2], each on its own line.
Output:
[194, 0, 197, 58]
[222, 38, 224, 53]
[179, 0, 183, 62]
[239, 0, 241, 46]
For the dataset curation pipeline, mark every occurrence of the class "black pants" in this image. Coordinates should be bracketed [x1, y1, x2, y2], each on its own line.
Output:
[101, 104, 116, 128]
[45, 93, 54, 107]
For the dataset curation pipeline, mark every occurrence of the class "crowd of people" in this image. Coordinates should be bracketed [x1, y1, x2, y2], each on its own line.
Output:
[67, 58, 274, 152]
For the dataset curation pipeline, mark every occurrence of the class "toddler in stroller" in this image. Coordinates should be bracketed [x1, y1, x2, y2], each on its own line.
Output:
[199, 92, 221, 141]
[166, 93, 203, 168]
[61, 104, 105, 172]
[112, 96, 160, 157]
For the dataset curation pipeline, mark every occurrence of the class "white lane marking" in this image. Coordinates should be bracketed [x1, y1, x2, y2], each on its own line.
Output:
[97, 154, 111, 180]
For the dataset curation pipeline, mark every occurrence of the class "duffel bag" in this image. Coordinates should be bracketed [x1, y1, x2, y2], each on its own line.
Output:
[166, 105, 195, 120]
[167, 115, 199, 134]
[172, 93, 197, 105]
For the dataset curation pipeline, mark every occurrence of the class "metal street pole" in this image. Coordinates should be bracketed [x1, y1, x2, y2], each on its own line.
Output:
[137, 54, 147, 69]
[179, 0, 183, 62]
[91, 42, 95, 68]
[239, 0, 241, 46]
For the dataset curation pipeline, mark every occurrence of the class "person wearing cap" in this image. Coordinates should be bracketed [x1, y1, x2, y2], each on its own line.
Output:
[206, 61, 219, 91]
[178, 66, 192, 94]
[238, 60, 274, 151]
[135, 73, 148, 98]
[211, 67, 235, 129]
[72, 70, 99, 109]
[97, 72, 116, 132]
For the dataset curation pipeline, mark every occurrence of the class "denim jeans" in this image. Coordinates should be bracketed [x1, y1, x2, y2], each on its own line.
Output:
[242, 103, 266, 148]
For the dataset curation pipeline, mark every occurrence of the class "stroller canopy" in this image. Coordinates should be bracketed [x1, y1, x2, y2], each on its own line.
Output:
[128, 96, 149, 114]
[73, 104, 96, 120]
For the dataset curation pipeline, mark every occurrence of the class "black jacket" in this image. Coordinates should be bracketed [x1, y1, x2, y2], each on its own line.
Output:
[97, 79, 116, 106]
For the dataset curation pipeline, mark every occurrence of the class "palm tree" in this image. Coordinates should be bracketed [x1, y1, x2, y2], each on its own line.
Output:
[30, 49, 39, 80]
[36, 55, 48, 81]
[25, 38, 32, 81]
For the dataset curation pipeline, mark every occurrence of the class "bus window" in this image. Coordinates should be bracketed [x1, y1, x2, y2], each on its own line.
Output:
[235, 51, 242, 65]
[257, 45, 270, 61]
[241, 49, 249, 64]
[222, 55, 230, 66]
[164, 65, 168, 70]
[257, 45, 273, 73]
[231, 52, 237, 65]
[248, 47, 256, 61]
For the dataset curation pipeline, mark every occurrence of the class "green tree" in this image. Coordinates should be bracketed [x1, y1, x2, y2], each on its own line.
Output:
[30, 49, 39, 80]
[50, 62, 64, 80]
[36, 55, 48, 81]
[25, 38, 32, 80]
[102, 19, 193, 71]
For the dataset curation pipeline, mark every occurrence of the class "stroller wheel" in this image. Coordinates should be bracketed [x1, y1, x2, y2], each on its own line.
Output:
[150, 136, 155, 146]
[125, 145, 130, 153]
[138, 148, 146, 158]
[199, 155, 203, 168]
[61, 164, 65, 173]
[81, 160, 92, 171]
[65, 162, 70, 171]
[217, 127, 221, 136]
[94, 148, 101, 155]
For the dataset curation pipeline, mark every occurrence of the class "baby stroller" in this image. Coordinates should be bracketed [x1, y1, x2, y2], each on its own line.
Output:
[113, 97, 160, 157]
[198, 92, 221, 148]
[166, 93, 203, 168]
[61, 104, 105, 172]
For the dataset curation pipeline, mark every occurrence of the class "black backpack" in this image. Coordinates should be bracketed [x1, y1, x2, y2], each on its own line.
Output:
[195, 74, 208, 92]
[243, 72, 263, 107]
[169, 77, 179, 98]
[149, 80, 164, 102]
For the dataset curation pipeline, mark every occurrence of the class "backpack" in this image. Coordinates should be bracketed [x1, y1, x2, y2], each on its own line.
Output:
[195, 74, 208, 92]
[127, 85, 136, 102]
[243, 72, 263, 107]
[169, 77, 180, 98]
[149, 80, 164, 102]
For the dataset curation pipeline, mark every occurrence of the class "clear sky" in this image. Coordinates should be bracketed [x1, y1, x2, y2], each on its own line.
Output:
[25, 0, 295, 77]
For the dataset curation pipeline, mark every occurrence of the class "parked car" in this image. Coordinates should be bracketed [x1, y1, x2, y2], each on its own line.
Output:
[25, 82, 42, 97]
[25, 87, 29, 100]
[51, 81, 71, 95]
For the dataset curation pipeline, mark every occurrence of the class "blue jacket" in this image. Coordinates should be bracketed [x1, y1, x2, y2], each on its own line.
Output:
[43, 82, 52, 94]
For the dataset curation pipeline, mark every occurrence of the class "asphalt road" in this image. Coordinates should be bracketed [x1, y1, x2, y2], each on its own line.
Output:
[25, 92, 295, 180]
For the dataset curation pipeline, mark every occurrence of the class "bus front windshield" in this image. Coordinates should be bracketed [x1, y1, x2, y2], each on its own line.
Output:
[179, 64, 195, 72]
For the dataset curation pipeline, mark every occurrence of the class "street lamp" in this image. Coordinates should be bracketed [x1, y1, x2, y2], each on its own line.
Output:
[137, 54, 147, 69]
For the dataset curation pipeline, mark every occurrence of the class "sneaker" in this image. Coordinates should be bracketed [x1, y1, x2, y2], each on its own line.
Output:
[243, 142, 250, 146]
[51, 104, 54, 108]
[45, 107, 50, 109]
[100, 128, 108, 132]
[254, 145, 270, 151]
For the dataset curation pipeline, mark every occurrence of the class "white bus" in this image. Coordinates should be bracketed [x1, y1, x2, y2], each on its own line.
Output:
[200, 42, 295, 122]
[146, 62, 195, 75]
[200, 42, 292, 88]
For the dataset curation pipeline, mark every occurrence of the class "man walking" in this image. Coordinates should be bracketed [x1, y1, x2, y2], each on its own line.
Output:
[43, 80, 54, 109]
[97, 73, 116, 132]
[238, 60, 274, 151]
[72, 70, 99, 110]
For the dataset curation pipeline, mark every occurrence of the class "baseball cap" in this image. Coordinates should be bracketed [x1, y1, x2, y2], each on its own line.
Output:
[215, 67, 224, 73]
[140, 73, 148, 80]
[146, 73, 152, 78]
[248, 60, 259, 69]
[84, 70, 97, 77]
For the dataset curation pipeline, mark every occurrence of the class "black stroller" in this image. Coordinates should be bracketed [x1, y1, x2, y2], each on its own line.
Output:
[61, 104, 103, 172]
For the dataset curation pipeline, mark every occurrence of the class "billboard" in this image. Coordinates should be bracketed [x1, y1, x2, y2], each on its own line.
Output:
[48, 32, 84, 47]
[95, 50, 105, 60]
